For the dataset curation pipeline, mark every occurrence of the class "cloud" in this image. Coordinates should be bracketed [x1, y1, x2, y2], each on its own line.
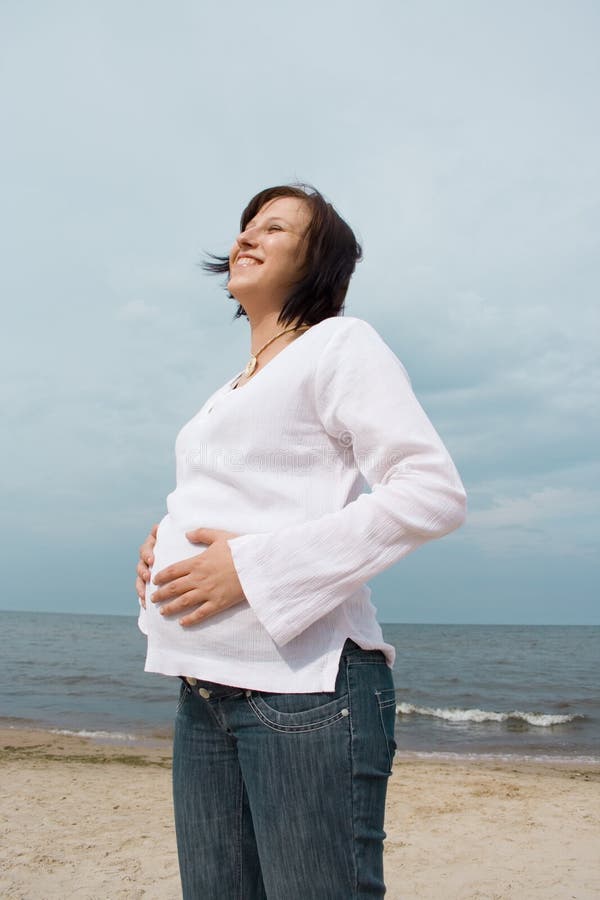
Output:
[1, 1, 598, 619]
[115, 299, 159, 322]
[462, 481, 600, 559]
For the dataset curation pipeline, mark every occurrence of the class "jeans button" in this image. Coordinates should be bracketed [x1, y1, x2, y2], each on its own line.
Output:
[199, 688, 211, 699]
[186, 677, 197, 686]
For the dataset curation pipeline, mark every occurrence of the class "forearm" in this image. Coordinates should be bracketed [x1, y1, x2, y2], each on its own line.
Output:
[228, 454, 466, 645]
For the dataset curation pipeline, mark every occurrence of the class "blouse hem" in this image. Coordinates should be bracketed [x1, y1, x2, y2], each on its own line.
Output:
[144, 640, 378, 693]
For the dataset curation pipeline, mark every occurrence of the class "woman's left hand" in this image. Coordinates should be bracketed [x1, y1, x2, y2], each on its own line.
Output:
[150, 528, 246, 627]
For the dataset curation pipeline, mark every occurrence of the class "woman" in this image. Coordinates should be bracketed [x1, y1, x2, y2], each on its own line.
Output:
[136, 184, 466, 899]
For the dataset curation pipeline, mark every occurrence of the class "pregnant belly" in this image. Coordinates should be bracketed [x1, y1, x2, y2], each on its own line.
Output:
[144, 515, 207, 610]
[140, 514, 265, 658]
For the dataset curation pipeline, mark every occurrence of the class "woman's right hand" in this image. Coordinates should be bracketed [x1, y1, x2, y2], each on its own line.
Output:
[136, 523, 159, 609]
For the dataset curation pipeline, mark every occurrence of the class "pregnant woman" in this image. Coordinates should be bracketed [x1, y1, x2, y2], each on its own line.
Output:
[135, 183, 467, 899]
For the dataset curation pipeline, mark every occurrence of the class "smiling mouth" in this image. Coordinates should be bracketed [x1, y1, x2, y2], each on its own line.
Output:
[235, 256, 262, 267]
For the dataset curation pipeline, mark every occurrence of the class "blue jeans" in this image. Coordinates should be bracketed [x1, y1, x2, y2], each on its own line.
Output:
[172, 639, 397, 899]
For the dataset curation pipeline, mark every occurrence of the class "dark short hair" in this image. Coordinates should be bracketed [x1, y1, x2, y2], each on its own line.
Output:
[202, 183, 362, 326]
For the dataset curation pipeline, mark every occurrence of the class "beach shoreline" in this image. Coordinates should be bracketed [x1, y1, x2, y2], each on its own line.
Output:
[1, 726, 599, 899]
[2, 722, 600, 769]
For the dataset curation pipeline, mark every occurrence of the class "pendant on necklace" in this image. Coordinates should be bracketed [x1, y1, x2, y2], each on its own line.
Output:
[244, 357, 258, 377]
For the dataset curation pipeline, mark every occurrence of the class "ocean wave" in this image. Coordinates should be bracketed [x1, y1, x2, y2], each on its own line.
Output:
[396, 703, 581, 727]
[394, 750, 600, 766]
[49, 728, 139, 742]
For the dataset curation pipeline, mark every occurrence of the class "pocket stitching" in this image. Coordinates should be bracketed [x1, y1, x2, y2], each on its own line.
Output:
[176, 681, 191, 713]
[246, 694, 350, 733]
[375, 688, 397, 773]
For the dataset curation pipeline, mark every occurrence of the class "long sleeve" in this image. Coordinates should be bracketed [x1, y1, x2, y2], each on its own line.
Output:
[226, 318, 467, 646]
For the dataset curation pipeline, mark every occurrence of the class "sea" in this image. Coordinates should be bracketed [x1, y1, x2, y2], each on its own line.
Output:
[1, 611, 598, 765]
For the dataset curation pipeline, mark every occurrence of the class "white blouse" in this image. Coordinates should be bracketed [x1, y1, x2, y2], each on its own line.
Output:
[138, 315, 467, 692]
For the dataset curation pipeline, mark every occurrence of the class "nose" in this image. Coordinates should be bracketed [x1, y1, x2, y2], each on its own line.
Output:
[236, 223, 259, 249]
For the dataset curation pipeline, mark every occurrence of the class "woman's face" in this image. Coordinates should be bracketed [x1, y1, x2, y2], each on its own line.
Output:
[227, 196, 312, 303]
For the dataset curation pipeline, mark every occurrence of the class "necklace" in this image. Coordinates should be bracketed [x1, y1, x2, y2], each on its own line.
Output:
[242, 324, 312, 378]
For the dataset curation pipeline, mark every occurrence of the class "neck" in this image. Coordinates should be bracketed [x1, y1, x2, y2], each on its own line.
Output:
[246, 310, 302, 355]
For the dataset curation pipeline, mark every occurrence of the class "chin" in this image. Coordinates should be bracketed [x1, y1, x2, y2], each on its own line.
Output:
[227, 278, 244, 297]
[227, 276, 241, 295]
[228, 276, 263, 302]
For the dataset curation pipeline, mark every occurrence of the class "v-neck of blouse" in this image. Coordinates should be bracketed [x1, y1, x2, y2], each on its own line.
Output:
[226, 323, 317, 394]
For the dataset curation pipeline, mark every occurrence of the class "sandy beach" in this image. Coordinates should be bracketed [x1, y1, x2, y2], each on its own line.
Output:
[1, 728, 598, 899]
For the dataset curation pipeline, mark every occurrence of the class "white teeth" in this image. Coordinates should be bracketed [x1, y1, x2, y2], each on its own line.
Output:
[237, 257, 259, 266]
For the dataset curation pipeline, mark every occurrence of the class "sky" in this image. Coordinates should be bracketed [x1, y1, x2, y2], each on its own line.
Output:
[1, 1, 598, 624]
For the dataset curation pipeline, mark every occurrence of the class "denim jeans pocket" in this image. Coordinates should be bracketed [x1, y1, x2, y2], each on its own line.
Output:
[246, 690, 351, 733]
[375, 688, 398, 773]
